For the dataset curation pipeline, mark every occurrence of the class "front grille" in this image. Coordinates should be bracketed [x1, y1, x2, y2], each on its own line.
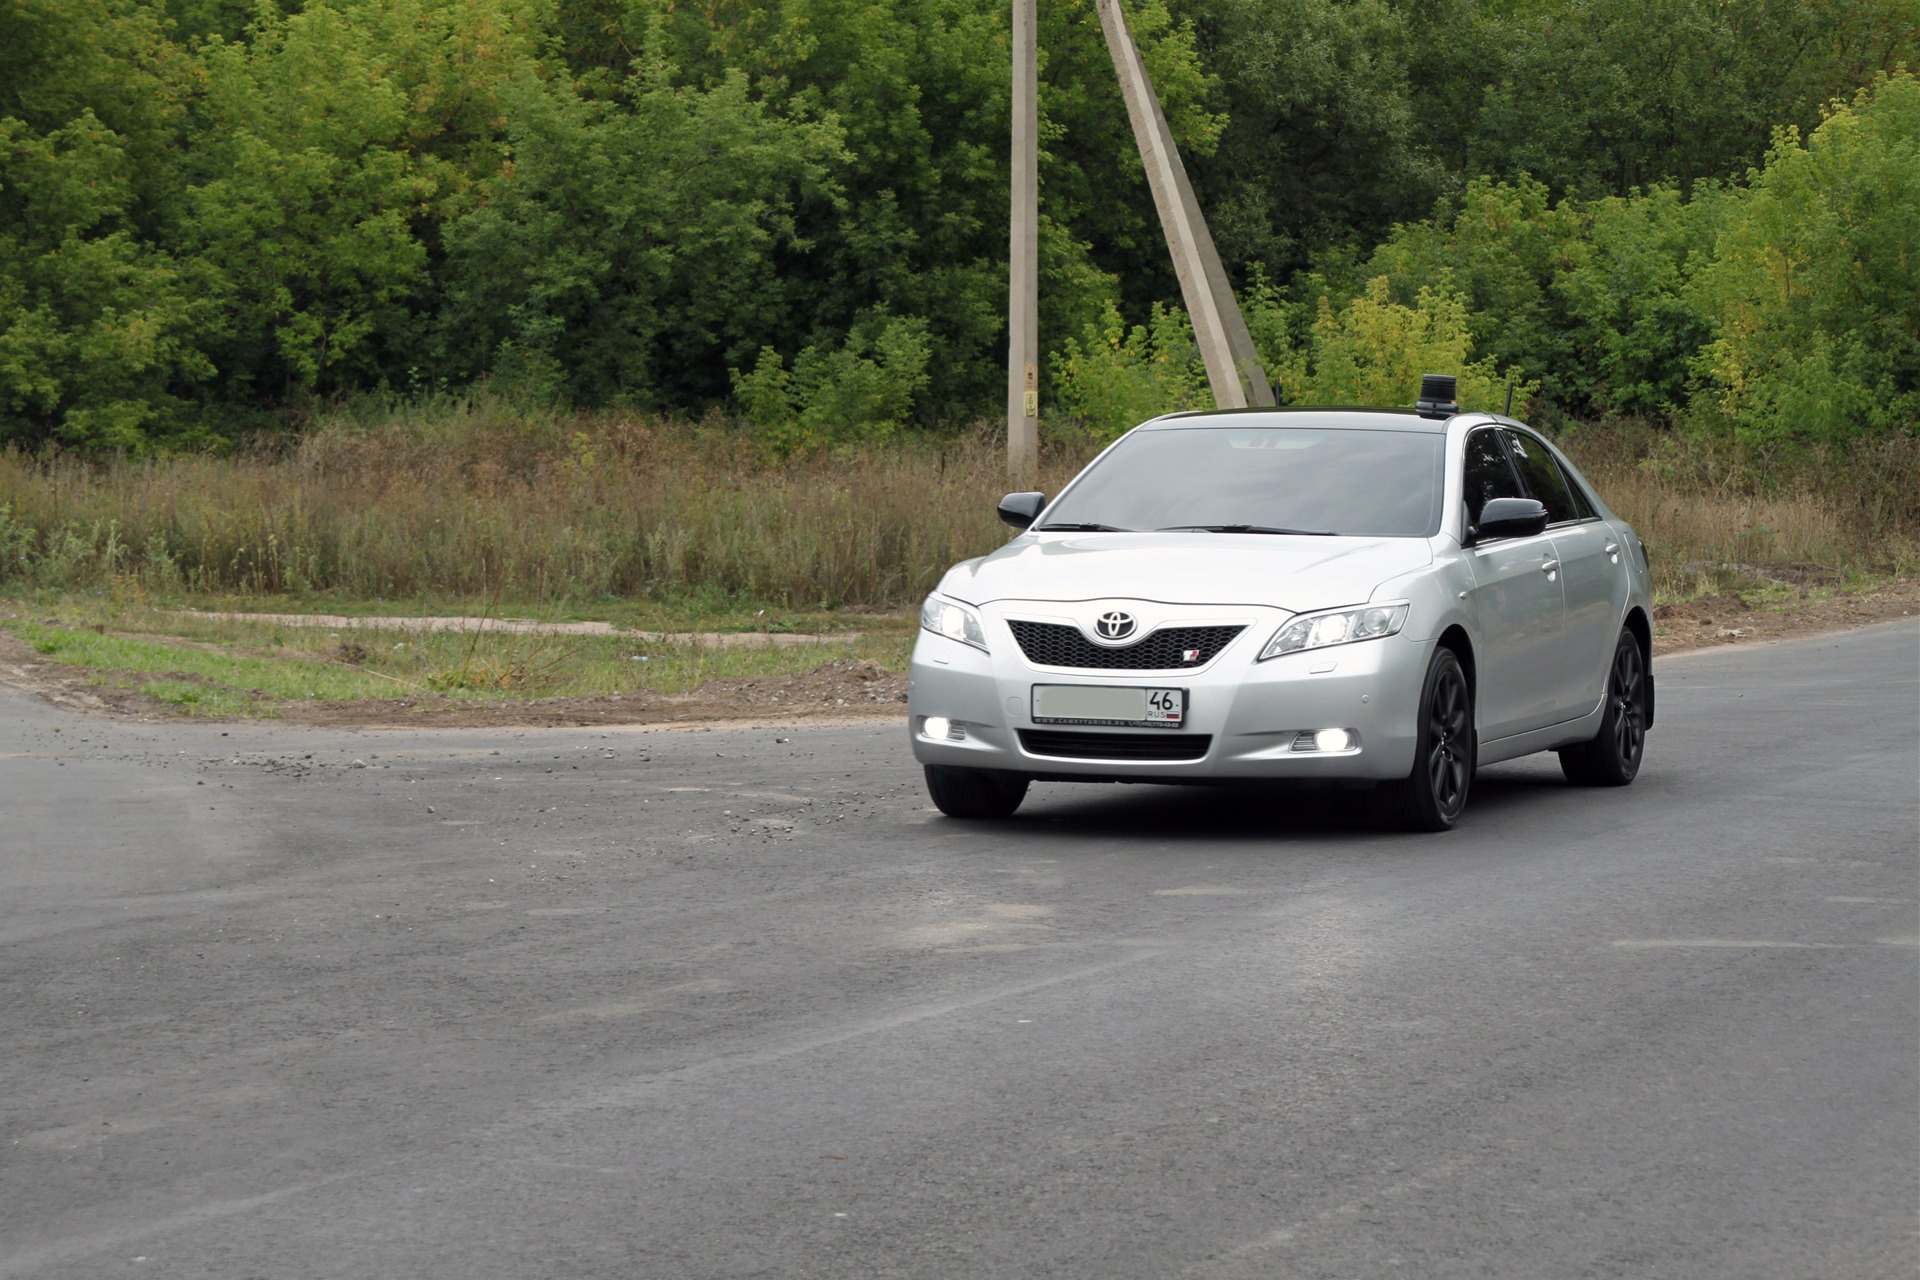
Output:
[1019, 729, 1213, 761]
[1008, 621, 1245, 670]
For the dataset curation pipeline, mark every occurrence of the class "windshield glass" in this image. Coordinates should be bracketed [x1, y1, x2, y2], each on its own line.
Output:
[1040, 426, 1444, 538]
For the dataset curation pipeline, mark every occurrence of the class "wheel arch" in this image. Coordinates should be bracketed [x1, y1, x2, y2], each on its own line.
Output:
[1622, 606, 1654, 728]
[1435, 624, 1476, 711]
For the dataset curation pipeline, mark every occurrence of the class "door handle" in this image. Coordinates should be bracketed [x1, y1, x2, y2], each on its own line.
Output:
[1604, 542, 1620, 562]
[1541, 558, 1560, 575]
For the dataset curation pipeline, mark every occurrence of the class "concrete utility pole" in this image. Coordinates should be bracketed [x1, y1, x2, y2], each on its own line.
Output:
[1006, 0, 1040, 486]
[1095, 0, 1274, 408]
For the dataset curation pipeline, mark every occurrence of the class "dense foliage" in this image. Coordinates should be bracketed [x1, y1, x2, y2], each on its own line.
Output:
[1, 0, 1914, 453]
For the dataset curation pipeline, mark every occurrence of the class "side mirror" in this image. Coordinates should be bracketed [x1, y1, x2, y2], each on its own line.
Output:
[1471, 496, 1549, 544]
[997, 491, 1047, 530]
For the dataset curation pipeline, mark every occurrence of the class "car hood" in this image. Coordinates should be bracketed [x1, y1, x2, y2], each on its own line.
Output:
[940, 532, 1433, 613]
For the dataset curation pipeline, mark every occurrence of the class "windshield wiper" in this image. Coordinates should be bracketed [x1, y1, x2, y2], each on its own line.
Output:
[1156, 524, 1339, 536]
[1035, 522, 1134, 532]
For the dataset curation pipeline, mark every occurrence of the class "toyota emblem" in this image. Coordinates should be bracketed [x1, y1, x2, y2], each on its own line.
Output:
[1095, 610, 1138, 641]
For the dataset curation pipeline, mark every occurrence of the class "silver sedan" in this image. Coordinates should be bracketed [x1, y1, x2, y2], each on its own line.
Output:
[907, 394, 1655, 830]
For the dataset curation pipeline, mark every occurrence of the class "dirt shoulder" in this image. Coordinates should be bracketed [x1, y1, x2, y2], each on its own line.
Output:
[0, 630, 910, 728]
[1649, 578, 1919, 657]
[170, 610, 846, 647]
[269, 657, 910, 729]
[2, 583, 1914, 729]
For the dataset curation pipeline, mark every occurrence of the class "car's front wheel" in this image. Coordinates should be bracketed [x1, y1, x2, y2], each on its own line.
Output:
[924, 765, 1030, 819]
[1559, 629, 1648, 786]
[1373, 647, 1474, 832]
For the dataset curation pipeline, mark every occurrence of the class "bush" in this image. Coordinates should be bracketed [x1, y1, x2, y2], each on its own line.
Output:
[1269, 277, 1533, 413]
[1050, 302, 1213, 441]
[730, 312, 932, 456]
[1689, 72, 1920, 450]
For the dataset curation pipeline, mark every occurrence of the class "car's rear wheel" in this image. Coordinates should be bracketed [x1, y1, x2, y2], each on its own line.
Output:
[924, 765, 1030, 819]
[1559, 629, 1647, 786]
[1373, 647, 1474, 832]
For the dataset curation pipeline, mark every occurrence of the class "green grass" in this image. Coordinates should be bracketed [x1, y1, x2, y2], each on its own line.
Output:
[3, 603, 914, 718]
[143, 589, 907, 636]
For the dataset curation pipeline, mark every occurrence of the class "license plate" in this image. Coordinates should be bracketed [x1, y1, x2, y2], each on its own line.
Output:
[1031, 685, 1186, 728]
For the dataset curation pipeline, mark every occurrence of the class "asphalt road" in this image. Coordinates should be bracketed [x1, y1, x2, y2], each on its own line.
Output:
[3, 622, 1916, 1279]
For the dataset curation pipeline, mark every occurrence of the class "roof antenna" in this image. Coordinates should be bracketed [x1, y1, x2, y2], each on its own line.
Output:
[1503, 378, 1515, 416]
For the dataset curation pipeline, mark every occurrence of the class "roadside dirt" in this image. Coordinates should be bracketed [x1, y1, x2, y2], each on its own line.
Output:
[2, 583, 1914, 727]
[272, 658, 909, 729]
[0, 630, 909, 727]
[1649, 579, 1920, 656]
[170, 610, 847, 648]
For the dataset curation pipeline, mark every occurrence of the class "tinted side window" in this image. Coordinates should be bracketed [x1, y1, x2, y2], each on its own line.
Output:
[1463, 429, 1522, 526]
[1502, 428, 1579, 524]
[1554, 456, 1597, 519]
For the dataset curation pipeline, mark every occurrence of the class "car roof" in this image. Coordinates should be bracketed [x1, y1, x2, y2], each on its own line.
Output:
[1139, 406, 1464, 433]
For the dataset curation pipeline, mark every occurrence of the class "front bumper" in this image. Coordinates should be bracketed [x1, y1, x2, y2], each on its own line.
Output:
[908, 607, 1427, 782]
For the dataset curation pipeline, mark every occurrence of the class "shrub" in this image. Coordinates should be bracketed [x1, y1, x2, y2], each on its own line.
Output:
[1051, 302, 1213, 441]
[730, 312, 932, 456]
[1271, 277, 1533, 412]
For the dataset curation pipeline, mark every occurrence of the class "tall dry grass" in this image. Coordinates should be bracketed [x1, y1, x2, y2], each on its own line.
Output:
[0, 398, 1086, 607]
[0, 397, 1912, 607]
[1558, 424, 1920, 594]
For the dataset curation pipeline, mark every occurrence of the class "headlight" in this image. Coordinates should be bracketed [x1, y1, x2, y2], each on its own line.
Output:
[920, 595, 989, 652]
[1258, 602, 1408, 661]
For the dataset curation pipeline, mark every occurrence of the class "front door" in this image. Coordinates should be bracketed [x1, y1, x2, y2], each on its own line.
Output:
[1462, 428, 1568, 740]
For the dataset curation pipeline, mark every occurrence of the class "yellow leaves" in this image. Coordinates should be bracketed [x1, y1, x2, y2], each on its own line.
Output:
[1279, 277, 1534, 413]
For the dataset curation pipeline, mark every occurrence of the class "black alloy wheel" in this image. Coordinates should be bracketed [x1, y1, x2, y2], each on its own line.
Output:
[1374, 647, 1474, 831]
[924, 764, 1030, 819]
[1559, 629, 1648, 786]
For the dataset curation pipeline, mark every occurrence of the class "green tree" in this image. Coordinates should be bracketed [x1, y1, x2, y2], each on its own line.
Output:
[442, 52, 847, 406]
[1552, 182, 1726, 416]
[1461, 0, 1917, 197]
[0, 112, 216, 449]
[0, 0, 212, 448]
[175, 0, 552, 403]
[1691, 72, 1920, 448]
[1358, 176, 1584, 407]
[546, 0, 1221, 419]
[1181, 0, 1473, 283]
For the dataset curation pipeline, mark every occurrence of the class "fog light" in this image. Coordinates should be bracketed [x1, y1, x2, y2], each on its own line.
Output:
[1291, 727, 1357, 753]
[923, 716, 951, 740]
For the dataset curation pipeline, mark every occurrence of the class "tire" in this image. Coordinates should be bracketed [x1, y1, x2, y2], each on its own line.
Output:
[924, 764, 1030, 819]
[1559, 629, 1648, 786]
[1367, 652, 1466, 832]
[1372, 647, 1475, 832]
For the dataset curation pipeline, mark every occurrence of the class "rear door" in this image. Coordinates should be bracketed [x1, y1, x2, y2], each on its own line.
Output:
[1462, 427, 1567, 740]
[1503, 428, 1625, 716]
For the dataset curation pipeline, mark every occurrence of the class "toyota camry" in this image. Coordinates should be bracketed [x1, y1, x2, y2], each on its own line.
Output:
[907, 376, 1655, 831]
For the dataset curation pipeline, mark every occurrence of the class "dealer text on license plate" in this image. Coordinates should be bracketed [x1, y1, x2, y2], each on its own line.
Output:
[1031, 684, 1186, 728]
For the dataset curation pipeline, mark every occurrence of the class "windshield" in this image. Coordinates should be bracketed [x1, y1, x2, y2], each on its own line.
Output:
[1039, 426, 1445, 538]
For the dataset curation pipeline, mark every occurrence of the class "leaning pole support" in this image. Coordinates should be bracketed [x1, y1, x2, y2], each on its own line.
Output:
[1008, 0, 1274, 480]
[1094, 0, 1274, 409]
